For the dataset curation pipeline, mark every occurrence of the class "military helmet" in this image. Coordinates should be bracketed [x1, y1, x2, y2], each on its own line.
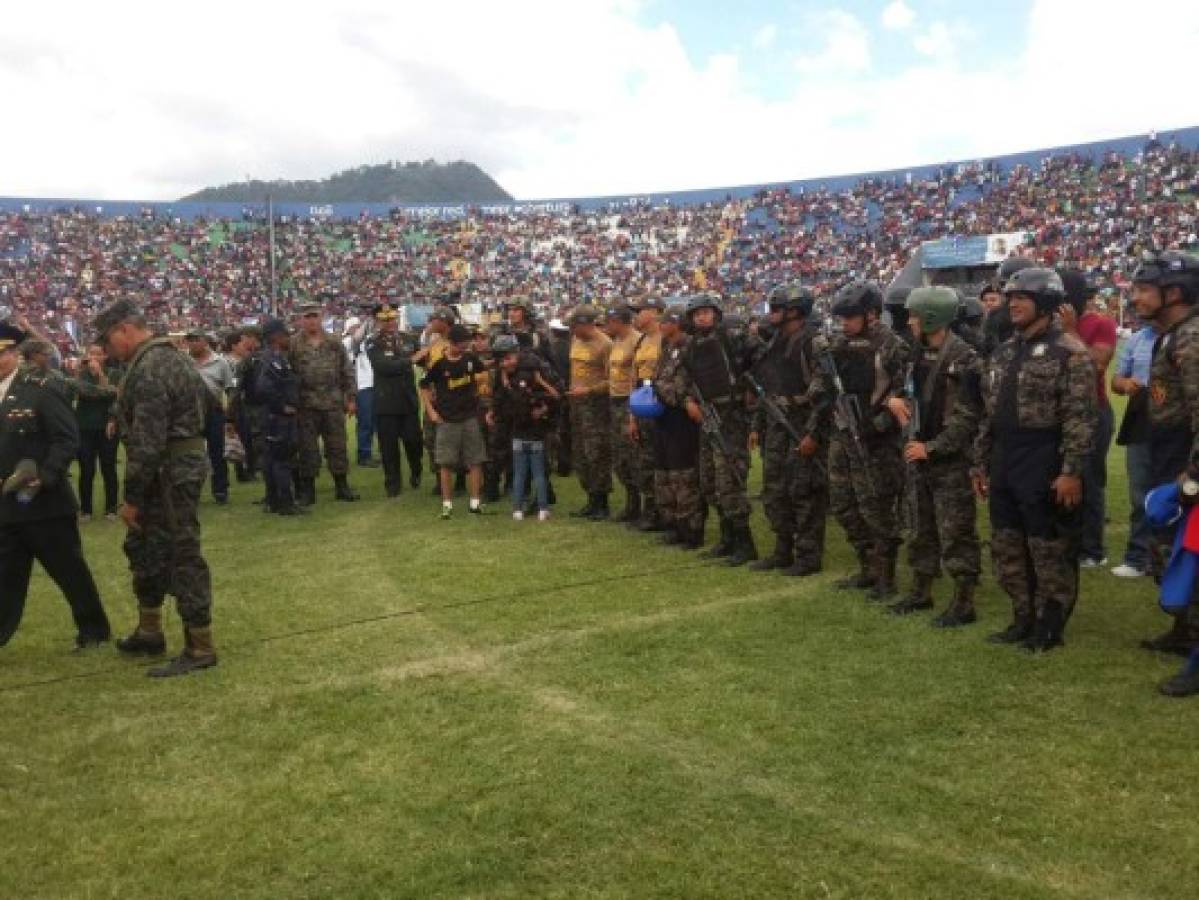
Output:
[958, 294, 985, 323]
[1003, 267, 1066, 314]
[567, 304, 601, 326]
[685, 292, 723, 318]
[884, 285, 913, 309]
[1132, 250, 1199, 302]
[831, 280, 883, 318]
[905, 287, 960, 334]
[997, 256, 1036, 281]
[768, 282, 814, 317]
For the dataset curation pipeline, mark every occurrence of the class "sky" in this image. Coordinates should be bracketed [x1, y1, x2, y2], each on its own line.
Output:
[1, 0, 1197, 202]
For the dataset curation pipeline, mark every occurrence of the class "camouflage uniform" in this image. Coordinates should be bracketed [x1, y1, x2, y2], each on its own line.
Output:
[289, 332, 355, 479]
[631, 329, 663, 526]
[811, 321, 910, 588]
[608, 328, 642, 515]
[569, 332, 613, 497]
[1145, 306, 1199, 646]
[751, 323, 829, 573]
[652, 336, 703, 541]
[977, 324, 1096, 638]
[901, 334, 983, 618]
[115, 337, 213, 630]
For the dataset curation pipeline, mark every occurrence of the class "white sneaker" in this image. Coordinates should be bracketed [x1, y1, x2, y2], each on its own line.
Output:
[538, 510, 551, 522]
[1110, 563, 1146, 578]
[512, 510, 524, 521]
[1079, 557, 1108, 569]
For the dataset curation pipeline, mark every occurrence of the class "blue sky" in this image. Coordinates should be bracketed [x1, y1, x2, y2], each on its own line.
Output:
[0, 0, 1193, 201]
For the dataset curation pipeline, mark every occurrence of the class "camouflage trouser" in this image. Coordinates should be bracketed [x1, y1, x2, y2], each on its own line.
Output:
[698, 402, 751, 527]
[571, 394, 612, 494]
[123, 464, 212, 629]
[632, 417, 656, 496]
[990, 530, 1076, 620]
[297, 406, 350, 478]
[485, 417, 513, 488]
[761, 421, 828, 568]
[828, 431, 903, 558]
[610, 398, 639, 491]
[655, 468, 703, 531]
[906, 460, 980, 582]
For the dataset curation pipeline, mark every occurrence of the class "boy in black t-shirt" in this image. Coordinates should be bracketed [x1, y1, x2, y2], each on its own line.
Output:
[489, 345, 561, 520]
[419, 325, 489, 518]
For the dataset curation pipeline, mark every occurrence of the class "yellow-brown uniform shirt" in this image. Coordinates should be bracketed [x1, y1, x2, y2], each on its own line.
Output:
[570, 333, 612, 396]
[632, 329, 662, 387]
[607, 329, 642, 399]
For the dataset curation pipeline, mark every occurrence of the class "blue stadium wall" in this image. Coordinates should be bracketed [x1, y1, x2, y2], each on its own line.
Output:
[1, 127, 1196, 222]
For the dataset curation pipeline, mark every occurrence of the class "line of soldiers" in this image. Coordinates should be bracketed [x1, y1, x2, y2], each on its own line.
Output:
[557, 252, 1199, 696]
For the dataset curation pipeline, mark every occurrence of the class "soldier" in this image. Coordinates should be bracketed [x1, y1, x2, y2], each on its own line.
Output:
[18, 340, 74, 401]
[94, 299, 218, 677]
[883, 285, 918, 353]
[605, 305, 643, 523]
[748, 283, 829, 577]
[506, 297, 553, 364]
[652, 310, 704, 548]
[1131, 251, 1199, 685]
[628, 297, 664, 530]
[889, 287, 983, 625]
[227, 326, 264, 484]
[973, 268, 1096, 652]
[0, 320, 111, 651]
[566, 305, 613, 520]
[679, 292, 761, 566]
[811, 281, 910, 599]
[367, 302, 423, 497]
[289, 302, 359, 504]
[255, 319, 305, 516]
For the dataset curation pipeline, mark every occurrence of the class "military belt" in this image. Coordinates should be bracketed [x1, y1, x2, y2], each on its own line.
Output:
[166, 436, 206, 459]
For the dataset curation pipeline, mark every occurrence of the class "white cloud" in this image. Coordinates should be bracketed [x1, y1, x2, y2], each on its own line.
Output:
[794, 11, 871, 76]
[912, 21, 973, 57]
[752, 23, 779, 49]
[0, 0, 1196, 202]
[881, 1, 916, 31]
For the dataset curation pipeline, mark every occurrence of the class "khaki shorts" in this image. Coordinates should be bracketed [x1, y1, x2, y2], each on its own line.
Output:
[435, 418, 488, 469]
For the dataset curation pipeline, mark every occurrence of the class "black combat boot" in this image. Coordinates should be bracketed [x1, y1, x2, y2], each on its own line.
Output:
[679, 521, 704, 550]
[783, 557, 822, 577]
[115, 607, 167, 656]
[700, 517, 734, 559]
[931, 580, 977, 628]
[725, 525, 759, 567]
[833, 549, 873, 590]
[297, 477, 317, 506]
[635, 495, 663, 531]
[750, 534, 793, 572]
[1140, 616, 1198, 656]
[867, 551, 899, 602]
[988, 613, 1034, 644]
[1159, 653, 1199, 697]
[148, 626, 218, 678]
[889, 573, 935, 615]
[571, 493, 598, 518]
[659, 523, 682, 545]
[587, 493, 611, 521]
[334, 475, 360, 502]
[1021, 601, 1065, 653]
[617, 490, 641, 524]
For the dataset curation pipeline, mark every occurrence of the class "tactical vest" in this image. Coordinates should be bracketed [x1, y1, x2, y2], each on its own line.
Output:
[835, 336, 876, 407]
[686, 332, 736, 402]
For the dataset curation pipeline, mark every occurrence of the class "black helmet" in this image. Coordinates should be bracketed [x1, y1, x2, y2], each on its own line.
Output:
[1003, 267, 1065, 314]
[831, 280, 883, 318]
[1132, 250, 1199, 302]
[884, 285, 912, 309]
[685, 292, 723, 318]
[997, 256, 1037, 281]
[958, 294, 984, 323]
[1056, 267, 1098, 315]
[769, 282, 814, 317]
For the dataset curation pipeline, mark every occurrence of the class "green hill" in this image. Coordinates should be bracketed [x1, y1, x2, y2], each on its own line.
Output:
[181, 159, 512, 204]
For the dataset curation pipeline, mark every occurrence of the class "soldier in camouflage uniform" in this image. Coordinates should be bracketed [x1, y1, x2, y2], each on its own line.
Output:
[289, 302, 359, 504]
[628, 297, 664, 530]
[256, 319, 305, 516]
[605, 305, 643, 523]
[1130, 251, 1199, 695]
[810, 281, 911, 599]
[974, 268, 1096, 652]
[748, 283, 829, 576]
[94, 299, 217, 677]
[678, 293, 761, 566]
[566, 305, 614, 520]
[888, 287, 983, 626]
[652, 310, 704, 548]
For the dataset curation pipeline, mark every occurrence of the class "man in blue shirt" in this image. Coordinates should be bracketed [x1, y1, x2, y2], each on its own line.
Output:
[1110, 318, 1158, 577]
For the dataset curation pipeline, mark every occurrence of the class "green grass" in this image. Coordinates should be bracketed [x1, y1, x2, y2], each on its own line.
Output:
[1, 425, 1196, 899]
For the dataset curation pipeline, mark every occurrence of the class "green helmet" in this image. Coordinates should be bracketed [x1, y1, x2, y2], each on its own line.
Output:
[685, 292, 723, 318]
[566, 304, 601, 326]
[768, 283, 814, 317]
[905, 286, 960, 334]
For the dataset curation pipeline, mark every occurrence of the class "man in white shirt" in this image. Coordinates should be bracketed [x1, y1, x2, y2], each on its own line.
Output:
[344, 316, 378, 468]
[184, 331, 234, 504]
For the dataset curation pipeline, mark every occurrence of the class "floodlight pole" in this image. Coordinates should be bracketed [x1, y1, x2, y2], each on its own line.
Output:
[267, 193, 278, 317]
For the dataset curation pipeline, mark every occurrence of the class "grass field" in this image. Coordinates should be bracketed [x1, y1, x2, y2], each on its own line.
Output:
[1, 429, 1197, 899]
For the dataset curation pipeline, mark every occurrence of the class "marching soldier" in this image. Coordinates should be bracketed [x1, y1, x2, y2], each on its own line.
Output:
[890, 287, 983, 626]
[678, 292, 761, 566]
[94, 299, 218, 677]
[748, 283, 829, 577]
[566, 305, 613, 520]
[290, 301, 360, 504]
[974, 268, 1096, 652]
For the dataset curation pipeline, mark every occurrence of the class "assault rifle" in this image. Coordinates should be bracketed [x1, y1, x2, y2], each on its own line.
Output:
[690, 381, 746, 490]
[816, 347, 878, 497]
[744, 373, 803, 446]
